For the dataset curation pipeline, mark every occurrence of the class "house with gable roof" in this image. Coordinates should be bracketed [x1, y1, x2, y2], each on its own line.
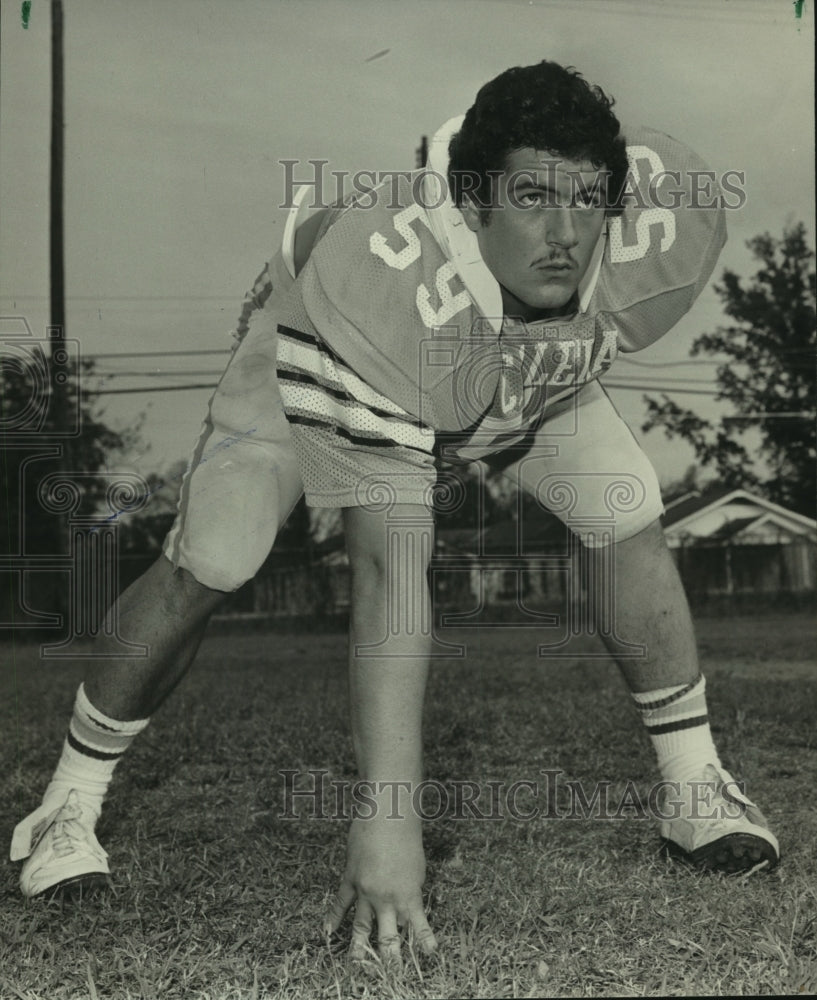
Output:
[217, 485, 816, 622]
[662, 487, 816, 599]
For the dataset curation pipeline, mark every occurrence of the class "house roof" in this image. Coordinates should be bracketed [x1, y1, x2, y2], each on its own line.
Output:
[662, 487, 816, 541]
[707, 516, 764, 541]
[298, 488, 815, 566]
[661, 487, 734, 528]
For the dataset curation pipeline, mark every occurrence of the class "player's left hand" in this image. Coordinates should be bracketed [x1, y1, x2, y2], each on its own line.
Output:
[323, 812, 438, 964]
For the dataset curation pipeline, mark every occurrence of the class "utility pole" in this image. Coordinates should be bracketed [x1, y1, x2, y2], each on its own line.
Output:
[50, 0, 65, 366]
[49, 0, 70, 591]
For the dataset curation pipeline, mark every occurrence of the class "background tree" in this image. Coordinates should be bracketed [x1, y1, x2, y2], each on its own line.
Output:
[642, 223, 816, 516]
[1, 354, 140, 549]
[660, 463, 702, 505]
[0, 352, 140, 623]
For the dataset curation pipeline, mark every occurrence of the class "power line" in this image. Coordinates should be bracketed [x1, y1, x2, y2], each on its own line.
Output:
[618, 349, 810, 368]
[84, 382, 815, 424]
[88, 349, 229, 359]
[721, 412, 815, 420]
[90, 370, 721, 386]
[0, 295, 240, 302]
[602, 374, 718, 386]
[618, 358, 724, 369]
[88, 379, 718, 398]
[94, 370, 224, 378]
[84, 379, 815, 420]
[603, 381, 720, 396]
[78, 348, 807, 367]
[87, 383, 217, 395]
[604, 380, 817, 408]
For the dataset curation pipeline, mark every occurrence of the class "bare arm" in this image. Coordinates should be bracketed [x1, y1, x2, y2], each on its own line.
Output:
[323, 502, 438, 961]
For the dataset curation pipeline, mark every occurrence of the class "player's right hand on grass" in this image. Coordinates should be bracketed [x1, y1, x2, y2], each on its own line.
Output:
[323, 810, 438, 963]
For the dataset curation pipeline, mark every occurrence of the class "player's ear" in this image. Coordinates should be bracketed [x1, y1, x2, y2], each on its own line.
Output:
[459, 195, 483, 233]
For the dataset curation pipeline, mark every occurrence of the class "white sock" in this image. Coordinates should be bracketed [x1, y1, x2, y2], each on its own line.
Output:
[43, 683, 150, 821]
[632, 674, 721, 784]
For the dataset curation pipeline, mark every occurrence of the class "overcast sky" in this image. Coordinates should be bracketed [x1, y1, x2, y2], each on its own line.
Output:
[1, 0, 814, 489]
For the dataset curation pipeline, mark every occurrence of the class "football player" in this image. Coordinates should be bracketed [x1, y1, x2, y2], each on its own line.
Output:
[11, 61, 778, 962]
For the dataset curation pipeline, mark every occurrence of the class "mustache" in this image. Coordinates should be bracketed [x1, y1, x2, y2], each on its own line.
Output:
[531, 254, 577, 268]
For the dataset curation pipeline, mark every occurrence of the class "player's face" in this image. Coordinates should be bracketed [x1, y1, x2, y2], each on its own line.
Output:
[462, 148, 607, 322]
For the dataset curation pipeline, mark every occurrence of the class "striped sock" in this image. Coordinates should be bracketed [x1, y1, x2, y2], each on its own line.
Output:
[42, 684, 150, 821]
[632, 674, 721, 784]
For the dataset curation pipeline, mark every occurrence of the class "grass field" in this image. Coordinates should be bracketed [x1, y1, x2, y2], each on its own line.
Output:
[1, 613, 815, 999]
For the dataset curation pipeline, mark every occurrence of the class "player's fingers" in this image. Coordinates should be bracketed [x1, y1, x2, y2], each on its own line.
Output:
[323, 878, 356, 936]
[376, 908, 402, 966]
[349, 899, 375, 961]
[404, 901, 438, 955]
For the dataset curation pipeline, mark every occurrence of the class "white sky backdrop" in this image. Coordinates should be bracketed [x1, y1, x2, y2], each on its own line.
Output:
[1, 0, 814, 490]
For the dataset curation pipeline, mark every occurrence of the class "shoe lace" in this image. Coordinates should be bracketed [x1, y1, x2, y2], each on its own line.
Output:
[50, 817, 90, 860]
[664, 774, 747, 826]
[700, 779, 747, 827]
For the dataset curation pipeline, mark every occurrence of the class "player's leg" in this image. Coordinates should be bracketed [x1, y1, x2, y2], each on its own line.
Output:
[589, 518, 778, 871]
[11, 304, 305, 897]
[499, 382, 779, 872]
[84, 556, 224, 720]
[9, 557, 229, 897]
[588, 518, 698, 694]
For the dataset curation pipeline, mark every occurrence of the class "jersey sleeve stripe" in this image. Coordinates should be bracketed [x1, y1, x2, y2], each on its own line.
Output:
[278, 380, 433, 452]
[284, 413, 433, 455]
[276, 368, 428, 430]
[277, 324, 432, 428]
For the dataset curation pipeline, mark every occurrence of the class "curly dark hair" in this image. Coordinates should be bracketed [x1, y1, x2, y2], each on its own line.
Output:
[447, 60, 629, 219]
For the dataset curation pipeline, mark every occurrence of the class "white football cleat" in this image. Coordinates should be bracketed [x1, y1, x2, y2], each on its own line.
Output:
[12, 790, 110, 898]
[659, 763, 779, 873]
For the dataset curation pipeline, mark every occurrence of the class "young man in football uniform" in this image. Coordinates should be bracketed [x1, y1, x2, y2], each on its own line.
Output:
[11, 61, 778, 960]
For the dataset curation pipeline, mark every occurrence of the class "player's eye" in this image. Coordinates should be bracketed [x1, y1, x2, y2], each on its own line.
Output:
[571, 191, 605, 210]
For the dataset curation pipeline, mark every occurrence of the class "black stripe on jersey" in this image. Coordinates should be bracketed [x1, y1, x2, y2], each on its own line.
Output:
[277, 323, 415, 410]
[278, 323, 345, 364]
[276, 367, 430, 431]
[645, 714, 709, 736]
[67, 730, 124, 762]
[277, 367, 349, 401]
[285, 413, 432, 456]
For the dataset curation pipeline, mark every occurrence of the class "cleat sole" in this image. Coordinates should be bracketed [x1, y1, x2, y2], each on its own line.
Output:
[662, 833, 779, 874]
[35, 872, 112, 901]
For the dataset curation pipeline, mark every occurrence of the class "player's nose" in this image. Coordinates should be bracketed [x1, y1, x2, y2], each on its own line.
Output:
[545, 207, 579, 250]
